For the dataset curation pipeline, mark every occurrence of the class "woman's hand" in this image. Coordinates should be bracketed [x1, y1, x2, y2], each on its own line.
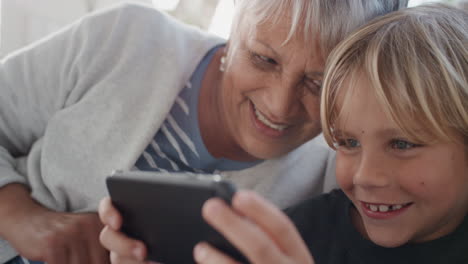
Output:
[194, 190, 315, 264]
[99, 197, 154, 264]
[12, 211, 109, 264]
[0, 184, 109, 264]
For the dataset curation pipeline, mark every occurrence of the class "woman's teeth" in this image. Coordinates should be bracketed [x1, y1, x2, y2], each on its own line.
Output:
[365, 203, 408, 212]
[254, 107, 288, 131]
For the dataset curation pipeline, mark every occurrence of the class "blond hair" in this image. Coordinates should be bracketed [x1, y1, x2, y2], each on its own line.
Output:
[226, 0, 408, 68]
[321, 4, 468, 147]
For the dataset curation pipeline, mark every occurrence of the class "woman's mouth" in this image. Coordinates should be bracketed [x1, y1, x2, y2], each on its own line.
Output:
[360, 201, 413, 220]
[250, 101, 290, 137]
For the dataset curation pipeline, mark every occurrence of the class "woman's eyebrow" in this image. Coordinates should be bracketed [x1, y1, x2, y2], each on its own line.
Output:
[253, 39, 324, 77]
[254, 39, 279, 57]
[305, 72, 323, 78]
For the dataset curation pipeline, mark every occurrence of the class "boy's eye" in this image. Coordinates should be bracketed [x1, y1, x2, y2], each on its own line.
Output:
[346, 139, 361, 148]
[336, 138, 361, 149]
[390, 139, 422, 150]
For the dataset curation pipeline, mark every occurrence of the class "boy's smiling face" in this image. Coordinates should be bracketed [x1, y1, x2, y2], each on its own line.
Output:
[334, 74, 468, 247]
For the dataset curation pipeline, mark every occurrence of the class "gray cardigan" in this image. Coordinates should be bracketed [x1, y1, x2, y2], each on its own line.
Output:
[0, 3, 335, 262]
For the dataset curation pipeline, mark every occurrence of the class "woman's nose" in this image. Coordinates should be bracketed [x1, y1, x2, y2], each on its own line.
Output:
[266, 77, 302, 119]
[353, 153, 391, 189]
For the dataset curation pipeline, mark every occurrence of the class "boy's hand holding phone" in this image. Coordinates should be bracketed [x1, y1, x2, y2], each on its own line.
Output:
[194, 190, 315, 264]
[101, 171, 243, 263]
[99, 171, 314, 264]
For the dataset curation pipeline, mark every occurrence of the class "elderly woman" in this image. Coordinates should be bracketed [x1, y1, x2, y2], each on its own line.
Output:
[0, 0, 406, 264]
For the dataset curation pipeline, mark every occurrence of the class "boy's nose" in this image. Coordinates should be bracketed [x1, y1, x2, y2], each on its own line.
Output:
[353, 153, 391, 188]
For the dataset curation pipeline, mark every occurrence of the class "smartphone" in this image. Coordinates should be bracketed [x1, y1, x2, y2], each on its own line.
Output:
[106, 170, 247, 264]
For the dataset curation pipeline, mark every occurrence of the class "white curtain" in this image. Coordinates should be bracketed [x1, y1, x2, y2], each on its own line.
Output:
[0, 0, 151, 57]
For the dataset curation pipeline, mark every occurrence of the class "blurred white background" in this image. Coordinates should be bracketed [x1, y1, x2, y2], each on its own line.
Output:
[0, 0, 464, 57]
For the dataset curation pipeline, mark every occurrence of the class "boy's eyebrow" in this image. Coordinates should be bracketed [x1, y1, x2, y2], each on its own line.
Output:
[333, 128, 404, 138]
[378, 129, 400, 137]
[376, 128, 412, 138]
[331, 129, 351, 137]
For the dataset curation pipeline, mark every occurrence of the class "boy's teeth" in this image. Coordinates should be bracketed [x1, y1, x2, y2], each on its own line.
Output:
[254, 107, 288, 131]
[367, 203, 407, 212]
[379, 205, 389, 212]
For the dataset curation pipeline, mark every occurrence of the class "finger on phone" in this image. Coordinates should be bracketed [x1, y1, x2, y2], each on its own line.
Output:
[99, 197, 122, 230]
[109, 251, 150, 264]
[193, 242, 239, 264]
[100, 226, 147, 261]
[232, 191, 310, 259]
[202, 198, 284, 263]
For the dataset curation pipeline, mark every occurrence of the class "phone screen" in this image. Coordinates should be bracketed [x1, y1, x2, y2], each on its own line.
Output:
[106, 171, 246, 263]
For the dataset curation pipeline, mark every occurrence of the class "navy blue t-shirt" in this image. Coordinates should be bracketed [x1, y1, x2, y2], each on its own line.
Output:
[286, 190, 468, 264]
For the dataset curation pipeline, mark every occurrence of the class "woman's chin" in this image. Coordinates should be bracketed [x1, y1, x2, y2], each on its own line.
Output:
[237, 132, 307, 160]
[243, 142, 297, 160]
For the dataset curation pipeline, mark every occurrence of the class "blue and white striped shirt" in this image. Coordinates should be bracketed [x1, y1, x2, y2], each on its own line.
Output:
[134, 45, 260, 174]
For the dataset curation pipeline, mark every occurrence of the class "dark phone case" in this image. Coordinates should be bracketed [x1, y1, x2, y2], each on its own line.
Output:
[106, 171, 248, 264]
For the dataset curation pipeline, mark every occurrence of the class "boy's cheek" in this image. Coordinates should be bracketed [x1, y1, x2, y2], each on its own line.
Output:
[335, 153, 355, 190]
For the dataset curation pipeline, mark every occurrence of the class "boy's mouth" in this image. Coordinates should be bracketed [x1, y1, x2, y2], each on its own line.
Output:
[363, 202, 413, 212]
[360, 201, 413, 220]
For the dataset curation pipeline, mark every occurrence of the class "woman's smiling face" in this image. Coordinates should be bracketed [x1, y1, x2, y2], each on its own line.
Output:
[218, 14, 325, 160]
[334, 75, 468, 247]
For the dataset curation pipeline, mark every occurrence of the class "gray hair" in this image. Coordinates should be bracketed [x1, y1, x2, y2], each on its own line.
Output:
[226, 0, 408, 65]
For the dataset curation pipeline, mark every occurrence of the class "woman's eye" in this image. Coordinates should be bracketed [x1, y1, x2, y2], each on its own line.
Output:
[257, 54, 277, 65]
[250, 52, 277, 68]
[390, 139, 422, 150]
[303, 78, 322, 95]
